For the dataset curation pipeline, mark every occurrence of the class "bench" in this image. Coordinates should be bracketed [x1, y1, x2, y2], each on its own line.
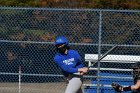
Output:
[85, 54, 140, 71]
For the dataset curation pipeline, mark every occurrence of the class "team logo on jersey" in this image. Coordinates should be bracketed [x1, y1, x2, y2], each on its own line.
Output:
[63, 58, 74, 65]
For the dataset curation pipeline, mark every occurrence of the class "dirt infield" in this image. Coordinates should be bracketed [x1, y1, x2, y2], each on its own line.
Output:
[0, 82, 67, 93]
[0, 81, 90, 93]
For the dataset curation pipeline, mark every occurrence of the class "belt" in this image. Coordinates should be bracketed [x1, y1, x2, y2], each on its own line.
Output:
[66, 74, 82, 80]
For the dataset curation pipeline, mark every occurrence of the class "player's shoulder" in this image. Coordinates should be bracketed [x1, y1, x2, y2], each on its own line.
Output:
[68, 49, 78, 53]
[54, 53, 61, 60]
[68, 49, 80, 56]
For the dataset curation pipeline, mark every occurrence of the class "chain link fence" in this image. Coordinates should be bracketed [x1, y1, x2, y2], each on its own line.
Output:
[0, 7, 140, 93]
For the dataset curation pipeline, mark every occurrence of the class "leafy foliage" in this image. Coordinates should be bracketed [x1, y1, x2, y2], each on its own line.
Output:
[0, 0, 140, 9]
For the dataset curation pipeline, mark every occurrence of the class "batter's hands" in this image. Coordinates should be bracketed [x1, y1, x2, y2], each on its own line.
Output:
[83, 67, 88, 73]
[78, 67, 88, 74]
[80, 72, 84, 75]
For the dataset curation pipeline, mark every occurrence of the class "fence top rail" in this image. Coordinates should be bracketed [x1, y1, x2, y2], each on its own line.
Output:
[0, 6, 140, 12]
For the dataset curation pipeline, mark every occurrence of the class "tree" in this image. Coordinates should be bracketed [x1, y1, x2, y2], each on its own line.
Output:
[0, 0, 140, 9]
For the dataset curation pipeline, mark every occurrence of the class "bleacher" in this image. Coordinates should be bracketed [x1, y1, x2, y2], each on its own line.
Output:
[84, 54, 140, 93]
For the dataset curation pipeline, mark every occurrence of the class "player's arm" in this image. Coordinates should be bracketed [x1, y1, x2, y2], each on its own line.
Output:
[112, 80, 140, 92]
[120, 80, 140, 91]
[131, 80, 140, 90]
[74, 50, 83, 68]
[74, 50, 88, 73]
[54, 57, 85, 73]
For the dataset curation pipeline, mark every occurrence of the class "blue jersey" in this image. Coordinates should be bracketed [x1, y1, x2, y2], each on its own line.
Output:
[54, 49, 83, 77]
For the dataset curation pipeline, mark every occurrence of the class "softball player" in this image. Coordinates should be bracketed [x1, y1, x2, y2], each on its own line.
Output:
[112, 62, 140, 93]
[54, 36, 88, 93]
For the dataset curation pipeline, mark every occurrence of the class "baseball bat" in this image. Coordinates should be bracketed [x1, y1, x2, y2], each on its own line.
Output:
[74, 45, 118, 75]
[88, 44, 118, 68]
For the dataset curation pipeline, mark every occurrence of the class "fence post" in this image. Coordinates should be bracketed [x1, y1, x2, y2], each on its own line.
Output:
[19, 65, 21, 93]
[97, 10, 102, 93]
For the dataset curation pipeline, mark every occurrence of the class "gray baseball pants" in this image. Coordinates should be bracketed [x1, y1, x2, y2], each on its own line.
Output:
[65, 77, 83, 93]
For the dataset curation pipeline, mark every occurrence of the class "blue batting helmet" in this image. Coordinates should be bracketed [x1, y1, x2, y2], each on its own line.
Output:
[55, 36, 69, 45]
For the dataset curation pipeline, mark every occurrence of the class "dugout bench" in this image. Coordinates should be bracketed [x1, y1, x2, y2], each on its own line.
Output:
[84, 54, 140, 93]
